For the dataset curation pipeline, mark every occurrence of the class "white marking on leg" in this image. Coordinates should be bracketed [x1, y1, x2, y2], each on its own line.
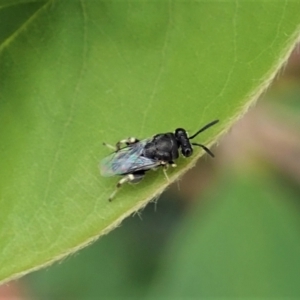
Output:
[118, 174, 133, 186]
[128, 174, 135, 181]
[119, 139, 129, 144]
[128, 137, 137, 144]
[109, 174, 134, 201]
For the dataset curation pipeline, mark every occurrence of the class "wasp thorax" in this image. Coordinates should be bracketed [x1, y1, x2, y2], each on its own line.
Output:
[143, 133, 179, 161]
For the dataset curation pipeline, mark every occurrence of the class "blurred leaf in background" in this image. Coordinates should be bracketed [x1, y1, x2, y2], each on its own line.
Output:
[147, 172, 300, 298]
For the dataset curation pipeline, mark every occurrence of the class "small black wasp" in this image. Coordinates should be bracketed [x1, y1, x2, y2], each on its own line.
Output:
[100, 120, 219, 201]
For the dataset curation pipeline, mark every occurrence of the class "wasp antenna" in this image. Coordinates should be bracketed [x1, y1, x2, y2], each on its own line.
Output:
[189, 120, 219, 140]
[192, 143, 215, 157]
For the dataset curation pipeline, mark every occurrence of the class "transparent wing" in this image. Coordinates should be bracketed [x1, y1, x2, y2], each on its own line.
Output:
[100, 140, 159, 177]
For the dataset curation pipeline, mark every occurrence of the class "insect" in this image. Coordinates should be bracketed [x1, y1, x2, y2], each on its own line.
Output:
[100, 120, 219, 201]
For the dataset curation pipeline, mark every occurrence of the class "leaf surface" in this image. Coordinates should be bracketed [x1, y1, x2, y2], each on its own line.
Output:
[0, 0, 300, 282]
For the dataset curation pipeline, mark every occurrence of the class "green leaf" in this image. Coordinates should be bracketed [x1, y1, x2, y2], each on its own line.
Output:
[1, 1, 300, 282]
[147, 172, 300, 298]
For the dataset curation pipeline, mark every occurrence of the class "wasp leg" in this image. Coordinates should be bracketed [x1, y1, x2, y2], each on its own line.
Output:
[161, 163, 170, 183]
[103, 137, 139, 152]
[103, 142, 116, 151]
[169, 161, 177, 168]
[109, 171, 145, 202]
[115, 137, 140, 152]
[161, 161, 177, 182]
[162, 168, 170, 182]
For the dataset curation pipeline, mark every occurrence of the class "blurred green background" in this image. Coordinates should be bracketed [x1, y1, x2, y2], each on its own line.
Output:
[3, 46, 299, 300]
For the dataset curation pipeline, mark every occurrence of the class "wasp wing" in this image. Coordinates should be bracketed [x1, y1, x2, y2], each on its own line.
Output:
[100, 140, 160, 177]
